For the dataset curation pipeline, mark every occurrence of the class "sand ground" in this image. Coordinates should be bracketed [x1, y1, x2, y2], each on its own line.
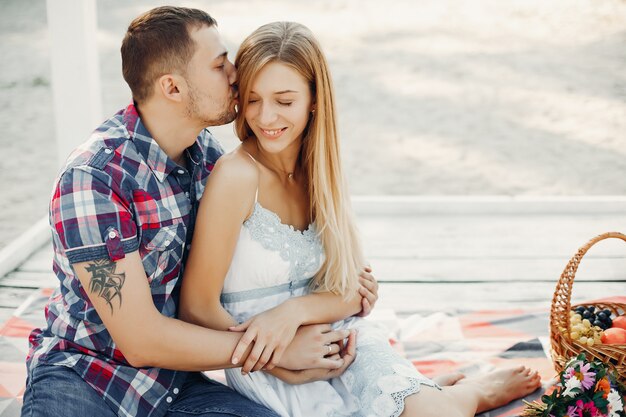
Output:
[1, 0, 626, 250]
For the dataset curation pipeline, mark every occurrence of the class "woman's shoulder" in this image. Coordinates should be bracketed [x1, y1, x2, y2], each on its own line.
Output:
[210, 146, 260, 188]
[202, 147, 259, 215]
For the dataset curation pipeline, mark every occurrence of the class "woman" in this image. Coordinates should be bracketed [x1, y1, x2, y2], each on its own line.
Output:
[180, 22, 541, 417]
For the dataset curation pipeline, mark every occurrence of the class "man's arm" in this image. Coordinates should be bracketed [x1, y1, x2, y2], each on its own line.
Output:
[73, 251, 350, 371]
[51, 162, 349, 372]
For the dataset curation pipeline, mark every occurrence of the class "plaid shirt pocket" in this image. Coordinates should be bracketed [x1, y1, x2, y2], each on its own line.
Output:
[140, 223, 186, 286]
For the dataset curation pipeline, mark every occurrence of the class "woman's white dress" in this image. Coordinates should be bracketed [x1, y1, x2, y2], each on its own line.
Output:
[221, 202, 438, 417]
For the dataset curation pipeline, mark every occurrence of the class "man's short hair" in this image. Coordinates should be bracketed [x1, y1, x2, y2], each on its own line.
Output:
[121, 6, 217, 103]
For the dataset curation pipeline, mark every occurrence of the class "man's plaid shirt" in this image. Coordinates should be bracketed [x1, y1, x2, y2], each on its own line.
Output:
[27, 103, 224, 417]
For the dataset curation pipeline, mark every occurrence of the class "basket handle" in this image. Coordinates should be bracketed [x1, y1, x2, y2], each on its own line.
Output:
[551, 232, 626, 336]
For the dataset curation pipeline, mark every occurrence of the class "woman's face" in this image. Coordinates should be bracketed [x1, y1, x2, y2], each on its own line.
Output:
[244, 61, 312, 154]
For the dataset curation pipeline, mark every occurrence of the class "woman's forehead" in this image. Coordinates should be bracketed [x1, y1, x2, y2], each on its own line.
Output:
[250, 62, 308, 94]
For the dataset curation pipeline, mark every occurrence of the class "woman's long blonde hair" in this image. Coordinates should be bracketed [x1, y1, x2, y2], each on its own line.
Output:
[235, 22, 364, 296]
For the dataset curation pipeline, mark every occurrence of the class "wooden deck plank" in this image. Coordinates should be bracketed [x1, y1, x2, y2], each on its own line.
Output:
[359, 214, 626, 259]
[18, 246, 53, 272]
[375, 282, 626, 313]
[0, 287, 38, 309]
[0, 271, 57, 289]
[370, 257, 626, 282]
[0, 306, 16, 324]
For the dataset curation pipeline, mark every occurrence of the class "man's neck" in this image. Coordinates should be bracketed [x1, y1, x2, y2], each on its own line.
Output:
[136, 100, 202, 163]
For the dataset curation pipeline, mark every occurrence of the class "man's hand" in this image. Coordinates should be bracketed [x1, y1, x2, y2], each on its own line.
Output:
[277, 324, 350, 371]
[357, 266, 378, 317]
[269, 330, 357, 384]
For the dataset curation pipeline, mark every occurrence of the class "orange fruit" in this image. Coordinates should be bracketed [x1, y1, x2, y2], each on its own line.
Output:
[612, 315, 626, 330]
[601, 327, 626, 344]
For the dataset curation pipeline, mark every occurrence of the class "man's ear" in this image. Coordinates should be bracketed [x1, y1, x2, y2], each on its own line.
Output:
[156, 74, 184, 103]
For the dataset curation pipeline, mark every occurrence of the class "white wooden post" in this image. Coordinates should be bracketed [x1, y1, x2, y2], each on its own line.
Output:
[46, 0, 102, 167]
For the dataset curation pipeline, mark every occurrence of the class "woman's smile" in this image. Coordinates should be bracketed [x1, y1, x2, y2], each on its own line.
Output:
[259, 127, 288, 139]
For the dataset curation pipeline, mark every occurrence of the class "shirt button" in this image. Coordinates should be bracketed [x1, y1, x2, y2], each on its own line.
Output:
[177, 169, 185, 175]
[166, 396, 173, 403]
[104, 148, 112, 154]
[173, 388, 180, 394]
[185, 192, 190, 198]
[108, 231, 117, 239]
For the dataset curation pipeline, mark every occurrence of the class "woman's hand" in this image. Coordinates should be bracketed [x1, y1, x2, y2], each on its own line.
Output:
[357, 266, 379, 317]
[229, 302, 302, 374]
[269, 330, 356, 384]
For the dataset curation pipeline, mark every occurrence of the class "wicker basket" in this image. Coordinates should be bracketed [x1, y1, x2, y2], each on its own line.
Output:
[550, 232, 626, 382]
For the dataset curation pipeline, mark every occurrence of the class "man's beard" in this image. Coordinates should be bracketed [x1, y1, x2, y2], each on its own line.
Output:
[186, 83, 237, 127]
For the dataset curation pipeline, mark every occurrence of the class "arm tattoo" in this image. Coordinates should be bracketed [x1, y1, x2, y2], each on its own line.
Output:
[85, 259, 126, 314]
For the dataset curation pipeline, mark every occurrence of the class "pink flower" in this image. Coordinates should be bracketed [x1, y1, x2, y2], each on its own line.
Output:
[575, 399, 601, 417]
[566, 405, 579, 417]
[564, 366, 577, 380]
[573, 363, 596, 390]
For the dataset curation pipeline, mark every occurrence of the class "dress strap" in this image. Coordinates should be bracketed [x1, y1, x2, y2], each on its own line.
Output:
[243, 151, 259, 203]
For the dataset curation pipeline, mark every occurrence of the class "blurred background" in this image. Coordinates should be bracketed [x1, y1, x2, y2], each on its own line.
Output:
[1, 0, 626, 250]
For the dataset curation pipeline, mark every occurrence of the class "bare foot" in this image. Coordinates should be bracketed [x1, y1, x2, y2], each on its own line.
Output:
[432, 372, 466, 386]
[458, 366, 541, 413]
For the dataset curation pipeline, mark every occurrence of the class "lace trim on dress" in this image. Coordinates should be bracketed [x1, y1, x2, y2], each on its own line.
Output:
[371, 376, 421, 417]
[244, 203, 323, 282]
[343, 361, 440, 417]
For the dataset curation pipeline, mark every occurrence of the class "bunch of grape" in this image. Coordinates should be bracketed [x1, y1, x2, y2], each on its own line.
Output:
[573, 305, 613, 330]
[569, 307, 605, 347]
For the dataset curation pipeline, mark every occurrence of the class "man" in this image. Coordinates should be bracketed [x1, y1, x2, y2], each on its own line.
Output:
[22, 6, 378, 417]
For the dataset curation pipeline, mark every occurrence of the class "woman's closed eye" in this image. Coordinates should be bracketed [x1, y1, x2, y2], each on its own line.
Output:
[277, 101, 293, 106]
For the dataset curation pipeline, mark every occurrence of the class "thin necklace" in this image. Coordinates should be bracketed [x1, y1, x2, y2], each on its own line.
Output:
[255, 145, 297, 180]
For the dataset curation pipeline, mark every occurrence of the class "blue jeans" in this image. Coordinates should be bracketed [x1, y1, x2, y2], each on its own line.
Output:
[21, 365, 280, 417]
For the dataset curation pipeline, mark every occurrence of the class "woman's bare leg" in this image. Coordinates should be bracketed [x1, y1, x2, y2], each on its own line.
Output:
[431, 372, 465, 386]
[400, 366, 542, 417]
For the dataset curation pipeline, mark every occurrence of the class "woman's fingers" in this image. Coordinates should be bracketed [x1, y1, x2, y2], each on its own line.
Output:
[316, 329, 357, 369]
[242, 340, 266, 374]
[325, 331, 357, 377]
[322, 329, 350, 345]
[343, 330, 357, 359]
[359, 276, 377, 293]
[264, 344, 286, 371]
[317, 356, 345, 369]
[252, 344, 274, 372]
[359, 291, 372, 317]
[231, 327, 257, 365]
[326, 343, 341, 356]
[228, 319, 251, 332]
[358, 268, 378, 317]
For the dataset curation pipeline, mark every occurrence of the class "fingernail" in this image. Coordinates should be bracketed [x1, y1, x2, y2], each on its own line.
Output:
[232, 357, 239, 364]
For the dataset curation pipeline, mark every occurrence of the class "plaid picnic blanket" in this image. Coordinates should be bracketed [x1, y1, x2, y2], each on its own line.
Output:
[1, 288, 587, 417]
